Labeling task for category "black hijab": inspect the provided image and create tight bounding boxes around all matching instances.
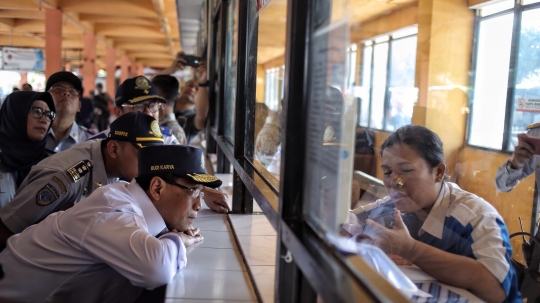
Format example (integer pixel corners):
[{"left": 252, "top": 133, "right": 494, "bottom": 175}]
[{"left": 0, "top": 91, "right": 56, "bottom": 180}]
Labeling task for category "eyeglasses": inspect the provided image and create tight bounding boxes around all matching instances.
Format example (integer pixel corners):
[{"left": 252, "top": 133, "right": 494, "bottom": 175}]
[
  {"left": 121, "top": 101, "right": 162, "bottom": 113},
  {"left": 49, "top": 86, "right": 79, "bottom": 96},
  {"left": 163, "top": 180, "right": 203, "bottom": 199},
  {"left": 30, "top": 107, "right": 56, "bottom": 122}
]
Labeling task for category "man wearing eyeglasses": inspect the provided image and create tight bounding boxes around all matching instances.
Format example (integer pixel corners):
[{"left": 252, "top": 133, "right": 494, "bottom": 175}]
[
  {"left": 89, "top": 76, "right": 180, "bottom": 146},
  {"left": 0, "top": 112, "right": 164, "bottom": 251},
  {"left": 0, "top": 145, "right": 220, "bottom": 302},
  {"left": 45, "top": 71, "right": 94, "bottom": 153}
]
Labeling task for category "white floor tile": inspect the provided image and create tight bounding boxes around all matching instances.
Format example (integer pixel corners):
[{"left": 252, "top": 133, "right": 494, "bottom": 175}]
[
  {"left": 250, "top": 266, "right": 276, "bottom": 303},
  {"left": 237, "top": 235, "right": 277, "bottom": 266},
  {"left": 196, "top": 230, "right": 237, "bottom": 249},
  {"left": 229, "top": 214, "right": 276, "bottom": 236},
  {"left": 185, "top": 247, "right": 245, "bottom": 271},
  {"left": 166, "top": 269, "right": 256, "bottom": 301}
]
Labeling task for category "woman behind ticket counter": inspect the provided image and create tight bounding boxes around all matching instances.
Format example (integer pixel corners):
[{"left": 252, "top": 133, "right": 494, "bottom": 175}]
[{"left": 361, "top": 125, "right": 521, "bottom": 303}]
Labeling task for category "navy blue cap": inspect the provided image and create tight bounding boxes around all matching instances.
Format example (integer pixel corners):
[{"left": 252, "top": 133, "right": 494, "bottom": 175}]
[
  {"left": 115, "top": 76, "right": 166, "bottom": 107},
  {"left": 108, "top": 112, "right": 164, "bottom": 149},
  {"left": 45, "top": 71, "right": 83, "bottom": 95},
  {"left": 138, "top": 145, "right": 222, "bottom": 188}
]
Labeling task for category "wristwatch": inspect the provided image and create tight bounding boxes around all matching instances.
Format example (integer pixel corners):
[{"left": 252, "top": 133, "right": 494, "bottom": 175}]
[{"left": 198, "top": 81, "right": 210, "bottom": 87}]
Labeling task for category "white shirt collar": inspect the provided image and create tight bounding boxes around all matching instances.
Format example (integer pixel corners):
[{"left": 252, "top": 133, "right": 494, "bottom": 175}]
[
  {"left": 127, "top": 179, "right": 167, "bottom": 236},
  {"left": 48, "top": 121, "right": 80, "bottom": 141},
  {"left": 419, "top": 182, "right": 450, "bottom": 239}
]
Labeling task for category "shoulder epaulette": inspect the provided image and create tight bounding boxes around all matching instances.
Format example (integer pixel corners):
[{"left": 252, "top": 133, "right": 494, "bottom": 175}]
[
  {"left": 66, "top": 160, "right": 93, "bottom": 183},
  {"left": 527, "top": 122, "right": 540, "bottom": 130},
  {"left": 160, "top": 126, "right": 173, "bottom": 136}
]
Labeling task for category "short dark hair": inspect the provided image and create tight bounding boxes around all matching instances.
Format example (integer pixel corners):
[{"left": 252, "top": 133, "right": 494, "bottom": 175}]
[
  {"left": 96, "top": 83, "right": 103, "bottom": 88},
  {"left": 152, "top": 75, "right": 179, "bottom": 105},
  {"left": 380, "top": 125, "right": 445, "bottom": 169},
  {"left": 135, "top": 173, "right": 180, "bottom": 190}
]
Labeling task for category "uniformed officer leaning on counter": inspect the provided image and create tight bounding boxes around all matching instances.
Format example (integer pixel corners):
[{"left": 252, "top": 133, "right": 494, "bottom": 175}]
[
  {"left": 89, "top": 75, "right": 231, "bottom": 214},
  {"left": 0, "top": 112, "right": 163, "bottom": 251},
  {"left": 0, "top": 145, "right": 220, "bottom": 302}
]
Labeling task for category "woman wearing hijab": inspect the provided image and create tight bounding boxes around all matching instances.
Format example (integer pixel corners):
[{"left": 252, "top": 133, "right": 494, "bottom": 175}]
[{"left": 0, "top": 91, "right": 56, "bottom": 208}]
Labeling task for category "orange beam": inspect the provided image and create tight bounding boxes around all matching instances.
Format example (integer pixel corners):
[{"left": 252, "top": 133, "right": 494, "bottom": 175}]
[
  {"left": 45, "top": 8, "right": 62, "bottom": 78},
  {"left": 120, "top": 55, "right": 129, "bottom": 83},
  {"left": 106, "top": 46, "right": 116, "bottom": 98},
  {"left": 82, "top": 32, "right": 96, "bottom": 97}
]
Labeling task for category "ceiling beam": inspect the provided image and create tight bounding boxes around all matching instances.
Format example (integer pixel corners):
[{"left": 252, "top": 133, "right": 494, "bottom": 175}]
[
  {"left": 78, "top": 14, "right": 157, "bottom": 26},
  {"left": 0, "top": 0, "right": 40, "bottom": 10},
  {"left": 0, "top": 10, "right": 44, "bottom": 19},
  {"left": 0, "top": 17, "right": 44, "bottom": 43},
  {"left": 152, "top": 0, "right": 174, "bottom": 56},
  {"left": 33, "top": 0, "right": 113, "bottom": 49}
]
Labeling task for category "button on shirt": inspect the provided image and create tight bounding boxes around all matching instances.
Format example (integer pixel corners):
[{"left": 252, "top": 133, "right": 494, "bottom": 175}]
[
  {"left": 46, "top": 121, "right": 92, "bottom": 152},
  {"left": 0, "top": 180, "right": 186, "bottom": 303},
  {"left": 0, "top": 140, "right": 113, "bottom": 234}
]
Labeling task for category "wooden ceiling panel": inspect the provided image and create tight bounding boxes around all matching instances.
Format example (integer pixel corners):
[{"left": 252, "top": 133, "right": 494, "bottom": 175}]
[
  {"left": 59, "top": 0, "right": 156, "bottom": 17},
  {"left": 0, "top": 10, "right": 44, "bottom": 19},
  {"left": 0, "top": 0, "right": 40, "bottom": 11},
  {"left": 114, "top": 42, "right": 168, "bottom": 52},
  {"left": 0, "top": 34, "right": 43, "bottom": 47},
  {"left": 79, "top": 14, "right": 158, "bottom": 26},
  {"left": 95, "top": 23, "right": 164, "bottom": 38}
]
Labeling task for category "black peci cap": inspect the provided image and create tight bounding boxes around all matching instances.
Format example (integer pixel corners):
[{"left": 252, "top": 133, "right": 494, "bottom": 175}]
[
  {"left": 108, "top": 112, "right": 164, "bottom": 149},
  {"left": 138, "top": 145, "right": 222, "bottom": 188},
  {"left": 45, "top": 71, "right": 83, "bottom": 95},
  {"left": 115, "top": 76, "right": 166, "bottom": 107}
]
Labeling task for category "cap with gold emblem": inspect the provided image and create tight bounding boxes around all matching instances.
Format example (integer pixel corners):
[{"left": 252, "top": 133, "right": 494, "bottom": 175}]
[
  {"left": 138, "top": 145, "right": 222, "bottom": 188},
  {"left": 108, "top": 112, "right": 164, "bottom": 149},
  {"left": 115, "top": 76, "right": 167, "bottom": 107}
]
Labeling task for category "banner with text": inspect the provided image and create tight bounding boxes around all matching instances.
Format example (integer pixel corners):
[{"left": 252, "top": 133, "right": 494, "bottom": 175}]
[{"left": 1, "top": 47, "right": 44, "bottom": 71}]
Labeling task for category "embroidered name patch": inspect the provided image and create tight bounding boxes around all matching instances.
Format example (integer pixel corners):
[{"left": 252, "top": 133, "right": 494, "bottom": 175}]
[{"left": 36, "top": 184, "right": 60, "bottom": 206}]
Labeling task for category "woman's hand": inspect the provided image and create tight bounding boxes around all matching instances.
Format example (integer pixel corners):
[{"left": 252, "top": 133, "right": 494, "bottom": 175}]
[{"left": 365, "top": 210, "right": 416, "bottom": 257}]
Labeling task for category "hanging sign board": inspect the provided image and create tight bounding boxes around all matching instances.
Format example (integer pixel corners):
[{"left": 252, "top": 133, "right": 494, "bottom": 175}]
[
  {"left": 1, "top": 47, "right": 44, "bottom": 71},
  {"left": 256, "top": 0, "right": 272, "bottom": 13},
  {"left": 517, "top": 98, "right": 540, "bottom": 113}
]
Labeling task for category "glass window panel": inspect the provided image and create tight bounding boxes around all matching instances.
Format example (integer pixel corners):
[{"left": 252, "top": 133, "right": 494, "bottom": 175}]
[
  {"left": 359, "top": 46, "right": 372, "bottom": 126},
  {"left": 224, "top": 0, "right": 239, "bottom": 142},
  {"left": 304, "top": 0, "right": 354, "bottom": 233},
  {"left": 391, "top": 26, "right": 418, "bottom": 39},
  {"left": 253, "top": 0, "right": 288, "bottom": 181},
  {"left": 370, "top": 42, "right": 388, "bottom": 129},
  {"left": 374, "top": 35, "right": 389, "bottom": 43},
  {"left": 385, "top": 36, "right": 417, "bottom": 131},
  {"left": 509, "top": 8, "right": 540, "bottom": 150},
  {"left": 523, "top": 0, "right": 540, "bottom": 5},
  {"left": 480, "top": 0, "right": 514, "bottom": 16},
  {"left": 469, "top": 13, "right": 513, "bottom": 149}
]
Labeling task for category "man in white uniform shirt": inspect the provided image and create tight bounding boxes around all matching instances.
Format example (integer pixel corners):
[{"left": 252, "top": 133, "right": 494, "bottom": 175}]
[{"left": 0, "top": 145, "right": 222, "bottom": 302}]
